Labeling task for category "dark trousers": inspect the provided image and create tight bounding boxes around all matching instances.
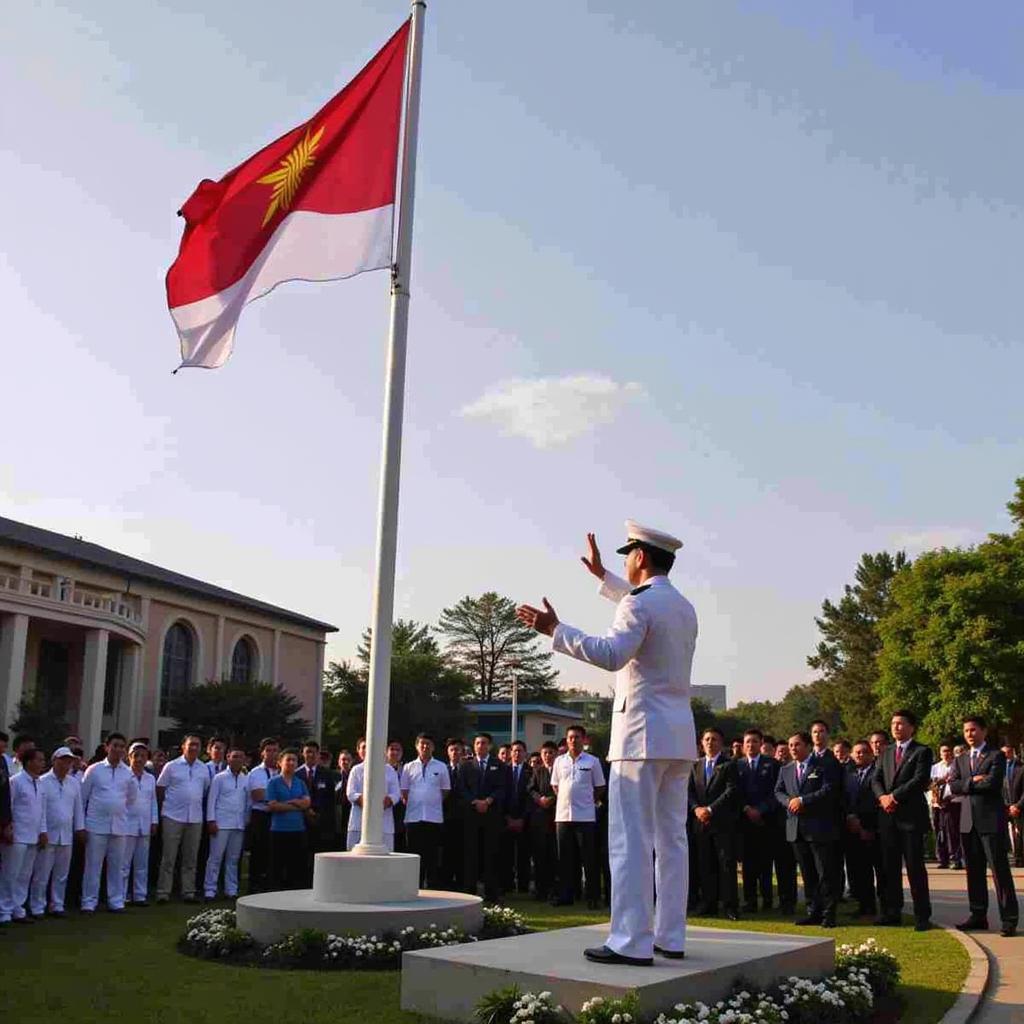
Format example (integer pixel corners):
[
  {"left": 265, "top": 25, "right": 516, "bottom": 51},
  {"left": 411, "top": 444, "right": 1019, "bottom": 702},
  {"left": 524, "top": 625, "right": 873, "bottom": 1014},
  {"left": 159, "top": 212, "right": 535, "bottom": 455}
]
[
  {"left": 932, "top": 804, "right": 962, "bottom": 866},
  {"left": 304, "top": 825, "right": 337, "bottom": 886},
  {"left": 502, "top": 823, "right": 532, "bottom": 894},
  {"left": 793, "top": 837, "right": 839, "bottom": 921},
  {"left": 463, "top": 809, "right": 503, "bottom": 900},
  {"left": 879, "top": 822, "right": 931, "bottom": 922},
  {"left": 269, "top": 830, "right": 307, "bottom": 891},
  {"left": 407, "top": 821, "right": 444, "bottom": 888},
  {"left": 740, "top": 819, "right": 774, "bottom": 909},
  {"left": 531, "top": 817, "right": 557, "bottom": 899},
  {"left": 696, "top": 827, "right": 738, "bottom": 913},
  {"left": 248, "top": 810, "right": 272, "bottom": 894},
  {"left": 442, "top": 815, "right": 464, "bottom": 890},
  {"left": 772, "top": 823, "right": 798, "bottom": 910},
  {"left": 963, "top": 827, "right": 1019, "bottom": 925},
  {"left": 687, "top": 817, "right": 702, "bottom": 910},
  {"left": 845, "top": 832, "right": 883, "bottom": 913},
  {"left": 557, "top": 821, "right": 599, "bottom": 904}
]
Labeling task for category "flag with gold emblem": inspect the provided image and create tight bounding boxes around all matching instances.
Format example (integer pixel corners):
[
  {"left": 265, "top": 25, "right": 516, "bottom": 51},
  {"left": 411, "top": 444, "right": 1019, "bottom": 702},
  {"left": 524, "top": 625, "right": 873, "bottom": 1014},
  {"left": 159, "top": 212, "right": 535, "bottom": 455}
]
[{"left": 166, "top": 22, "right": 410, "bottom": 369}]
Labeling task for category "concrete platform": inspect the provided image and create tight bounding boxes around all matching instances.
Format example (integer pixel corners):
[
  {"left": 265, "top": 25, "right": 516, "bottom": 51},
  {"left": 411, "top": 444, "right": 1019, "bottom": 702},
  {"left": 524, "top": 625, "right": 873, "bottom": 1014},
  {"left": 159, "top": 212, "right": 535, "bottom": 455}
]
[
  {"left": 401, "top": 924, "right": 834, "bottom": 1022},
  {"left": 236, "top": 889, "right": 483, "bottom": 945}
]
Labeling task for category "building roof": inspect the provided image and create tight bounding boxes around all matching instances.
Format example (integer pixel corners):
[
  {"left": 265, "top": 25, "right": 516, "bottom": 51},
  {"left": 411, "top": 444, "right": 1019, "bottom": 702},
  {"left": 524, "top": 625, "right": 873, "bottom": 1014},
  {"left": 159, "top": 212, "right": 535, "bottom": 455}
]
[
  {"left": 466, "top": 702, "right": 583, "bottom": 719},
  {"left": 0, "top": 515, "right": 337, "bottom": 633}
]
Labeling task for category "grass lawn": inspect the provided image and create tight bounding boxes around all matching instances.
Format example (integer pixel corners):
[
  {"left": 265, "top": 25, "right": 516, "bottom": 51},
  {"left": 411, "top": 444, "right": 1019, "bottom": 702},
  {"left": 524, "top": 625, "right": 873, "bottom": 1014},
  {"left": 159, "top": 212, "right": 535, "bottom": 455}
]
[{"left": 2, "top": 897, "right": 967, "bottom": 1024}]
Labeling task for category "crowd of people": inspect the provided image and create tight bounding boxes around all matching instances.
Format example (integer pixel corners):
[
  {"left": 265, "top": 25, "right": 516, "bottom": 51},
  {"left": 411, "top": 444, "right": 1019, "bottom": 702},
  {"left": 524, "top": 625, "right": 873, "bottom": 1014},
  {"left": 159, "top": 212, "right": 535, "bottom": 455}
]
[{"left": 0, "top": 708, "right": 1020, "bottom": 938}]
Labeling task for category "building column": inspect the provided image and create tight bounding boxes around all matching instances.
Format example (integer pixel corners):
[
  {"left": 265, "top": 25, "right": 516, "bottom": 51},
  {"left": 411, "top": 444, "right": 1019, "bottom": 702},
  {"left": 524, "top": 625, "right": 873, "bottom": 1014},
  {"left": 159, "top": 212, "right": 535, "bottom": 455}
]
[
  {"left": 272, "top": 629, "right": 281, "bottom": 684},
  {"left": 215, "top": 615, "right": 225, "bottom": 681},
  {"left": 0, "top": 613, "right": 30, "bottom": 731},
  {"left": 313, "top": 640, "right": 326, "bottom": 743},
  {"left": 80, "top": 628, "right": 109, "bottom": 753},
  {"left": 118, "top": 642, "right": 144, "bottom": 737}
]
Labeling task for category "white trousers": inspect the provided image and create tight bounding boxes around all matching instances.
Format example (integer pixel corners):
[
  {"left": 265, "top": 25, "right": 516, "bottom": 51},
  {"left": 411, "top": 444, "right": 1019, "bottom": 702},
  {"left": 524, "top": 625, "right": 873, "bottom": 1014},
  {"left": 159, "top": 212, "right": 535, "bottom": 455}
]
[
  {"left": 606, "top": 759, "right": 692, "bottom": 960},
  {"left": 83, "top": 832, "right": 126, "bottom": 910},
  {"left": 204, "top": 828, "right": 244, "bottom": 896},
  {"left": 122, "top": 834, "right": 151, "bottom": 903},
  {"left": 0, "top": 842, "right": 38, "bottom": 921},
  {"left": 347, "top": 830, "right": 393, "bottom": 852},
  {"left": 30, "top": 843, "right": 73, "bottom": 914}
]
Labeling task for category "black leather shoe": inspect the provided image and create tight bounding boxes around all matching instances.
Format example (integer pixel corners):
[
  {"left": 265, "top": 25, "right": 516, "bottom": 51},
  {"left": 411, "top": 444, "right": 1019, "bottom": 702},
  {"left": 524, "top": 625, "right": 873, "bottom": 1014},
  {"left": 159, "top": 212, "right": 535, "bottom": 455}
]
[
  {"left": 914, "top": 920, "right": 933, "bottom": 932},
  {"left": 654, "top": 945, "right": 686, "bottom": 959},
  {"left": 796, "top": 915, "right": 823, "bottom": 926},
  {"left": 725, "top": 910, "right": 740, "bottom": 921},
  {"left": 1001, "top": 923, "right": 1017, "bottom": 937},
  {"left": 956, "top": 918, "right": 989, "bottom": 932},
  {"left": 821, "top": 918, "right": 837, "bottom": 928},
  {"left": 583, "top": 945, "right": 653, "bottom": 966},
  {"left": 874, "top": 915, "right": 901, "bottom": 926}
]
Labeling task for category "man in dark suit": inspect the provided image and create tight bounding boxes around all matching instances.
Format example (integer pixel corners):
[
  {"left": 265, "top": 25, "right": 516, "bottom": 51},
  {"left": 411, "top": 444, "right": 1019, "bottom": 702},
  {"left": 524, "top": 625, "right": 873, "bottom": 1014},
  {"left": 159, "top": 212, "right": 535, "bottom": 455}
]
[
  {"left": 775, "top": 730, "right": 841, "bottom": 927},
  {"left": 458, "top": 732, "right": 507, "bottom": 901},
  {"left": 297, "top": 740, "right": 339, "bottom": 884},
  {"left": 1002, "top": 744, "right": 1024, "bottom": 867},
  {"left": 844, "top": 739, "right": 883, "bottom": 917},
  {"left": 503, "top": 740, "right": 533, "bottom": 895},
  {"left": 949, "top": 716, "right": 1019, "bottom": 937},
  {"left": 527, "top": 741, "right": 558, "bottom": 901},
  {"left": 690, "top": 726, "right": 740, "bottom": 919},
  {"left": 871, "top": 709, "right": 933, "bottom": 930},
  {"left": 441, "top": 739, "right": 466, "bottom": 889},
  {"left": 0, "top": 730, "right": 11, "bottom": 841},
  {"left": 737, "top": 727, "right": 779, "bottom": 913},
  {"left": 334, "top": 749, "right": 353, "bottom": 841}
]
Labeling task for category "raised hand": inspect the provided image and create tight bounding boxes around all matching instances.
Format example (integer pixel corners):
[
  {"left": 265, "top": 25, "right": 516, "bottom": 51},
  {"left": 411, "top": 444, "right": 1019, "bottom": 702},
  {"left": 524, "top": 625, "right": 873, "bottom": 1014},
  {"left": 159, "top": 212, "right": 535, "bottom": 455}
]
[
  {"left": 516, "top": 597, "right": 560, "bottom": 636},
  {"left": 581, "top": 532, "right": 605, "bottom": 580}
]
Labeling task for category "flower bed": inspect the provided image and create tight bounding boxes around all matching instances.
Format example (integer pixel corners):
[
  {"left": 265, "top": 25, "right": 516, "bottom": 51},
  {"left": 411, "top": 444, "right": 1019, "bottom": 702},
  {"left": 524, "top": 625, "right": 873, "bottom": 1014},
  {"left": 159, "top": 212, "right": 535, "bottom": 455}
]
[
  {"left": 178, "top": 904, "right": 528, "bottom": 970},
  {"left": 474, "top": 940, "right": 900, "bottom": 1024}
]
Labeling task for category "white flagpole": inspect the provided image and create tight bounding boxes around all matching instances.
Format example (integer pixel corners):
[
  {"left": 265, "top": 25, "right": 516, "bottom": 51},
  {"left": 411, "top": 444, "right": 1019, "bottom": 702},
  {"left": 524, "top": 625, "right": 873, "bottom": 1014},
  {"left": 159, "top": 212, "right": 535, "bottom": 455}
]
[{"left": 353, "top": 0, "right": 427, "bottom": 856}]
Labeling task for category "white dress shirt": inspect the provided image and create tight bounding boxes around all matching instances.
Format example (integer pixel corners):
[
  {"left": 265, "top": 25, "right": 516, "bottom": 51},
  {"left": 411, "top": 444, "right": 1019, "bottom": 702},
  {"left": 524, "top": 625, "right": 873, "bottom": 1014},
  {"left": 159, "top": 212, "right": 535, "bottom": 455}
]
[
  {"left": 81, "top": 759, "right": 136, "bottom": 835},
  {"left": 551, "top": 751, "right": 606, "bottom": 822},
  {"left": 156, "top": 756, "right": 210, "bottom": 824},
  {"left": 208, "top": 768, "right": 250, "bottom": 829},
  {"left": 401, "top": 757, "right": 451, "bottom": 824},
  {"left": 346, "top": 762, "right": 401, "bottom": 835},
  {"left": 39, "top": 770, "right": 84, "bottom": 844},
  {"left": 10, "top": 771, "right": 47, "bottom": 843},
  {"left": 124, "top": 769, "right": 159, "bottom": 835},
  {"left": 553, "top": 572, "right": 698, "bottom": 762},
  {"left": 247, "top": 764, "right": 278, "bottom": 812}
]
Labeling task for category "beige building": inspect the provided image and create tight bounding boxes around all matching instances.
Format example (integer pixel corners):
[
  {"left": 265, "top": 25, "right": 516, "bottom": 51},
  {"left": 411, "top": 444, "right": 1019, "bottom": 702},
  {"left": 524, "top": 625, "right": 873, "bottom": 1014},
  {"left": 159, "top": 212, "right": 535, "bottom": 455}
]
[{"left": 0, "top": 516, "right": 336, "bottom": 753}]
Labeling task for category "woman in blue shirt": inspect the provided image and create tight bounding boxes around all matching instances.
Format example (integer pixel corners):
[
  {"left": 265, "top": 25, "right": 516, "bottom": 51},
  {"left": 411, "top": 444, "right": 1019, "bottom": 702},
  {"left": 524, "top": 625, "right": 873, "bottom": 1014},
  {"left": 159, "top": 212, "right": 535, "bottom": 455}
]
[{"left": 265, "top": 750, "right": 311, "bottom": 891}]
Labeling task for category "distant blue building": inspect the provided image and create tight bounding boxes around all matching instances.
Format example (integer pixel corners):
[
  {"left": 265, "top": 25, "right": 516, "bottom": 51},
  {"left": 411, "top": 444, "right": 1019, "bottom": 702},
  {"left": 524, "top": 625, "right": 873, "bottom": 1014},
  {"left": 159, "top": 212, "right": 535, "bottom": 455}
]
[{"left": 465, "top": 702, "right": 584, "bottom": 749}]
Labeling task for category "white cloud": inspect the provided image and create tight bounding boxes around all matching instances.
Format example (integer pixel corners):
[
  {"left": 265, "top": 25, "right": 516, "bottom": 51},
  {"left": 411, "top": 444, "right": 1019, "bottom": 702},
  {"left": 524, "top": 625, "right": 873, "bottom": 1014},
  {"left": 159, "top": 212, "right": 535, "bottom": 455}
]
[
  {"left": 460, "top": 375, "right": 646, "bottom": 449},
  {"left": 891, "top": 527, "right": 982, "bottom": 554}
]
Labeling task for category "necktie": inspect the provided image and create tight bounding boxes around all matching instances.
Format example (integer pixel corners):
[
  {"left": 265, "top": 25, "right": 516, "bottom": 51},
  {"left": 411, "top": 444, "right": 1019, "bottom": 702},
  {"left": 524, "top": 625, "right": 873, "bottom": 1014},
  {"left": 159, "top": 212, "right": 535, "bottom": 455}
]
[
  {"left": 797, "top": 761, "right": 805, "bottom": 785},
  {"left": 705, "top": 758, "right": 713, "bottom": 783},
  {"left": 971, "top": 750, "right": 979, "bottom": 772},
  {"left": 895, "top": 745, "right": 903, "bottom": 768},
  {"left": 514, "top": 766, "right": 520, "bottom": 786}
]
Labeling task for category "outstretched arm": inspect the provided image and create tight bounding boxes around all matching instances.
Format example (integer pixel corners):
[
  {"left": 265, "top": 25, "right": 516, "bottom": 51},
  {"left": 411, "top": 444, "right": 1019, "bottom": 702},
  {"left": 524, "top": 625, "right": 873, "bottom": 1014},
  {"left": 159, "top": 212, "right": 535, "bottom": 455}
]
[
  {"left": 581, "top": 532, "right": 629, "bottom": 602},
  {"left": 550, "top": 596, "right": 648, "bottom": 673}
]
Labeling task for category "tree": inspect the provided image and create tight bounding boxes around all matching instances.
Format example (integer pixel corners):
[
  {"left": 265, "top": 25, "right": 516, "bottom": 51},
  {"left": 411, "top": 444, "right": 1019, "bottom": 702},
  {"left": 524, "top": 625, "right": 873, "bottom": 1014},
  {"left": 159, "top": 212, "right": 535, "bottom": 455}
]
[
  {"left": 322, "top": 620, "right": 475, "bottom": 753},
  {"left": 807, "top": 551, "right": 908, "bottom": 739},
  {"left": 168, "top": 679, "right": 310, "bottom": 755},
  {"left": 437, "top": 592, "right": 559, "bottom": 702},
  {"left": 8, "top": 691, "right": 71, "bottom": 757}
]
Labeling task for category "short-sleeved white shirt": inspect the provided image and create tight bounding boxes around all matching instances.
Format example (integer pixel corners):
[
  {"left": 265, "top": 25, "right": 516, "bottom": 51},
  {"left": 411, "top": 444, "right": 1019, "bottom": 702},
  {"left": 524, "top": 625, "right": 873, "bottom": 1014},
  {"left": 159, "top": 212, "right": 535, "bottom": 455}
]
[
  {"left": 551, "top": 752, "right": 606, "bottom": 823},
  {"left": 401, "top": 757, "right": 451, "bottom": 824},
  {"left": 156, "top": 756, "right": 210, "bottom": 824},
  {"left": 247, "top": 764, "right": 278, "bottom": 812}
]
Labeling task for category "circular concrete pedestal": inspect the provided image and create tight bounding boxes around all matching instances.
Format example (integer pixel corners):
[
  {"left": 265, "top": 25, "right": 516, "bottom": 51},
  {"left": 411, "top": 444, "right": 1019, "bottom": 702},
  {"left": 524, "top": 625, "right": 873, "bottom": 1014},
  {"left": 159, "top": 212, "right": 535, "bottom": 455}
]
[{"left": 235, "top": 851, "right": 482, "bottom": 944}]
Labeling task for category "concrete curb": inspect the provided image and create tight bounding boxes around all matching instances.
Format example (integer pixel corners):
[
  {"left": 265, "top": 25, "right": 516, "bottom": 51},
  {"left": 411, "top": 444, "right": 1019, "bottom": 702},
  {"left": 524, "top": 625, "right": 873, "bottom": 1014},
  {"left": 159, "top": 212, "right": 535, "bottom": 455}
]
[{"left": 936, "top": 926, "right": 991, "bottom": 1024}]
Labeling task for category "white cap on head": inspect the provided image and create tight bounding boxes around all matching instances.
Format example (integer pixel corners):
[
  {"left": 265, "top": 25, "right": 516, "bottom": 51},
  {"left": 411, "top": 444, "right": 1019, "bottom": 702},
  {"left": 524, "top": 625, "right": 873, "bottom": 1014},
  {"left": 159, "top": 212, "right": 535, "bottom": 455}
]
[
  {"left": 128, "top": 741, "right": 150, "bottom": 755},
  {"left": 616, "top": 519, "right": 683, "bottom": 555},
  {"left": 52, "top": 746, "right": 74, "bottom": 759}
]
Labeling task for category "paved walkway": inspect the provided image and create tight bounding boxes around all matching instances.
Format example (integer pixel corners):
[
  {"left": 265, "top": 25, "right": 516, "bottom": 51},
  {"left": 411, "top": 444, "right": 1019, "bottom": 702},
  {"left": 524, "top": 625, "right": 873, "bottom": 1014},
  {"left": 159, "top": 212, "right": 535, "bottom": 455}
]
[{"left": 920, "top": 864, "right": 1024, "bottom": 1024}]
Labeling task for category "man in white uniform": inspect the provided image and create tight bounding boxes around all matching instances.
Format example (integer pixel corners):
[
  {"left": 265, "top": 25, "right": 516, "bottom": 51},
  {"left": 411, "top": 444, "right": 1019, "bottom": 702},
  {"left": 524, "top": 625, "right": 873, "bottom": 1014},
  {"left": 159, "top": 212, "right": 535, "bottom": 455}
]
[
  {"left": 123, "top": 741, "right": 159, "bottom": 905},
  {"left": 30, "top": 746, "right": 84, "bottom": 917},
  {"left": 518, "top": 523, "right": 697, "bottom": 965},
  {"left": 346, "top": 738, "right": 402, "bottom": 852},
  {"left": 204, "top": 746, "right": 249, "bottom": 899},
  {"left": 1, "top": 746, "right": 47, "bottom": 923}
]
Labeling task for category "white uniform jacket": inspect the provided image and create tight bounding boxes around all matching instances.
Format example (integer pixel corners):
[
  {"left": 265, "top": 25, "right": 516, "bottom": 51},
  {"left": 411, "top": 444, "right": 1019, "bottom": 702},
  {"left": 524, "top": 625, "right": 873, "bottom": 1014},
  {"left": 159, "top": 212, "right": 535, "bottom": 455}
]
[
  {"left": 553, "top": 571, "right": 697, "bottom": 762},
  {"left": 81, "top": 759, "right": 137, "bottom": 835},
  {"left": 125, "top": 770, "right": 159, "bottom": 836},
  {"left": 346, "top": 762, "right": 401, "bottom": 836},
  {"left": 10, "top": 771, "right": 47, "bottom": 843},
  {"left": 39, "top": 771, "right": 84, "bottom": 844},
  {"left": 207, "top": 769, "right": 250, "bottom": 830}
]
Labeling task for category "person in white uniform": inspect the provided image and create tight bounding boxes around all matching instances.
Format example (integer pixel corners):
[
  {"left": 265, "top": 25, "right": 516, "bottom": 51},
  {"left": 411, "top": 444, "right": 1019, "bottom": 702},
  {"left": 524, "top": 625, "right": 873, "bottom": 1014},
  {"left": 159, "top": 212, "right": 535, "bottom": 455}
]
[
  {"left": 1, "top": 746, "right": 47, "bottom": 923},
  {"left": 30, "top": 746, "right": 84, "bottom": 917},
  {"left": 204, "top": 746, "right": 249, "bottom": 899},
  {"left": 80, "top": 732, "right": 136, "bottom": 912},
  {"left": 518, "top": 522, "right": 697, "bottom": 965},
  {"left": 156, "top": 734, "right": 210, "bottom": 903},
  {"left": 346, "top": 739, "right": 402, "bottom": 852},
  {"left": 123, "top": 741, "right": 159, "bottom": 905}
]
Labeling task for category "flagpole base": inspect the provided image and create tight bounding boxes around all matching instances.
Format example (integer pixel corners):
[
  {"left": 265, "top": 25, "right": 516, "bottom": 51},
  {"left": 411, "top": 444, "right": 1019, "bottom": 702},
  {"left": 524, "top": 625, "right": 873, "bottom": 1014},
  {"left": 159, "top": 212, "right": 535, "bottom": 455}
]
[{"left": 313, "top": 850, "right": 420, "bottom": 903}]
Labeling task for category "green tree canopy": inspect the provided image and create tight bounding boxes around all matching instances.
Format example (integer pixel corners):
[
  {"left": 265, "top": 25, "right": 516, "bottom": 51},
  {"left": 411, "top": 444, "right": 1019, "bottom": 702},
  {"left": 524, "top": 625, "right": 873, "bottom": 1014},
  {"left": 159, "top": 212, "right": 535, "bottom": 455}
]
[{"left": 437, "top": 592, "right": 559, "bottom": 702}]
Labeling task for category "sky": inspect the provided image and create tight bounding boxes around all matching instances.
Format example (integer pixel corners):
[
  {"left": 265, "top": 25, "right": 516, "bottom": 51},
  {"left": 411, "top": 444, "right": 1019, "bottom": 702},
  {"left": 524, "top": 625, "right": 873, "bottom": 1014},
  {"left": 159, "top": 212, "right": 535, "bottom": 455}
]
[{"left": 2, "top": 1, "right": 1022, "bottom": 704}]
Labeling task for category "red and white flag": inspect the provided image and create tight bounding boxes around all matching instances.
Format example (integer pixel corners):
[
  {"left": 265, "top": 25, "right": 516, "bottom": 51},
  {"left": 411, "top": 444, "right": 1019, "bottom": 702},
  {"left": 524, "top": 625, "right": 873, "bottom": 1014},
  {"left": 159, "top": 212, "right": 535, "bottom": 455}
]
[{"left": 166, "top": 22, "right": 410, "bottom": 369}]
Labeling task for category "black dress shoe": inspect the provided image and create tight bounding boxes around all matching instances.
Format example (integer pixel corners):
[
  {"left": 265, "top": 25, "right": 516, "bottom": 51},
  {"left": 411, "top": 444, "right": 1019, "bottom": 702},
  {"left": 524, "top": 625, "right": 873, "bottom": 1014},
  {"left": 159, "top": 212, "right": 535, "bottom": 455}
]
[
  {"left": 915, "top": 920, "right": 934, "bottom": 932},
  {"left": 583, "top": 945, "right": 653, "bottom": 966},
  {"left": 796, "top": 915, "right": 823, "bottom": 926},
  {"left": 725, "top": 910, "right": 740, "bottom": 921},
  {"left": 874, "top": 915, "right": 901, "bottom": 926},
  {"left": 654, "top": 945, "right": 686, "bottom": 959},
  {"left": 1001, "top": 923, "right": 1017, "bottom": 937},
  {"left": 956, "top": 918, "right": 989, "bottom": 932}
]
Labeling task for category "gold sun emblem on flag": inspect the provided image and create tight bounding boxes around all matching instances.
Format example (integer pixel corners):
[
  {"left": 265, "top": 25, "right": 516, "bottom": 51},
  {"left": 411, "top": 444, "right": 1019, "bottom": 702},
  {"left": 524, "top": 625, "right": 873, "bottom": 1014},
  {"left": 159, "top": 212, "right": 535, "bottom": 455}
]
[{"left": 257, "top": 125, "right": 325, "bottom": 227}]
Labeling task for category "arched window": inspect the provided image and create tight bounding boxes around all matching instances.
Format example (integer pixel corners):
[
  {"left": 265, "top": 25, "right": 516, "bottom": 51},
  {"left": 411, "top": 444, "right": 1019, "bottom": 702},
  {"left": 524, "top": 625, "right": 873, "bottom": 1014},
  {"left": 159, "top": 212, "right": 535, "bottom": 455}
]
[
  {"left": 231, "top": 636, "right": 256, "bottom": 684},
  {"left": 160, "top": 622, "right": 194, "bottom": 715}
]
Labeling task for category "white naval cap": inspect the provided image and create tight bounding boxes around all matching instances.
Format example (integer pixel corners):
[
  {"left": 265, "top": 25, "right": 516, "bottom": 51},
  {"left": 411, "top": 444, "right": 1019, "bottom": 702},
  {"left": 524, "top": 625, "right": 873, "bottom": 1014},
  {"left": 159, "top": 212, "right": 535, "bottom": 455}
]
[
  {"left": 615, "top": 519, "right": 683, "bottom": 555},
  {"left": 52, "top": 746, "right": 74, "bottom": 759}
]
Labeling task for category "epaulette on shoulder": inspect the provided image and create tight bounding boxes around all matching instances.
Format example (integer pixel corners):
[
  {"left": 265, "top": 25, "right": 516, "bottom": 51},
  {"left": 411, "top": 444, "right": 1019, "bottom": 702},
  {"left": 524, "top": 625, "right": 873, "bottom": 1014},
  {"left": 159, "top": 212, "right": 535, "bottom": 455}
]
[{"left": 630, "top": 584, "right": 651, "bottom": 596}]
